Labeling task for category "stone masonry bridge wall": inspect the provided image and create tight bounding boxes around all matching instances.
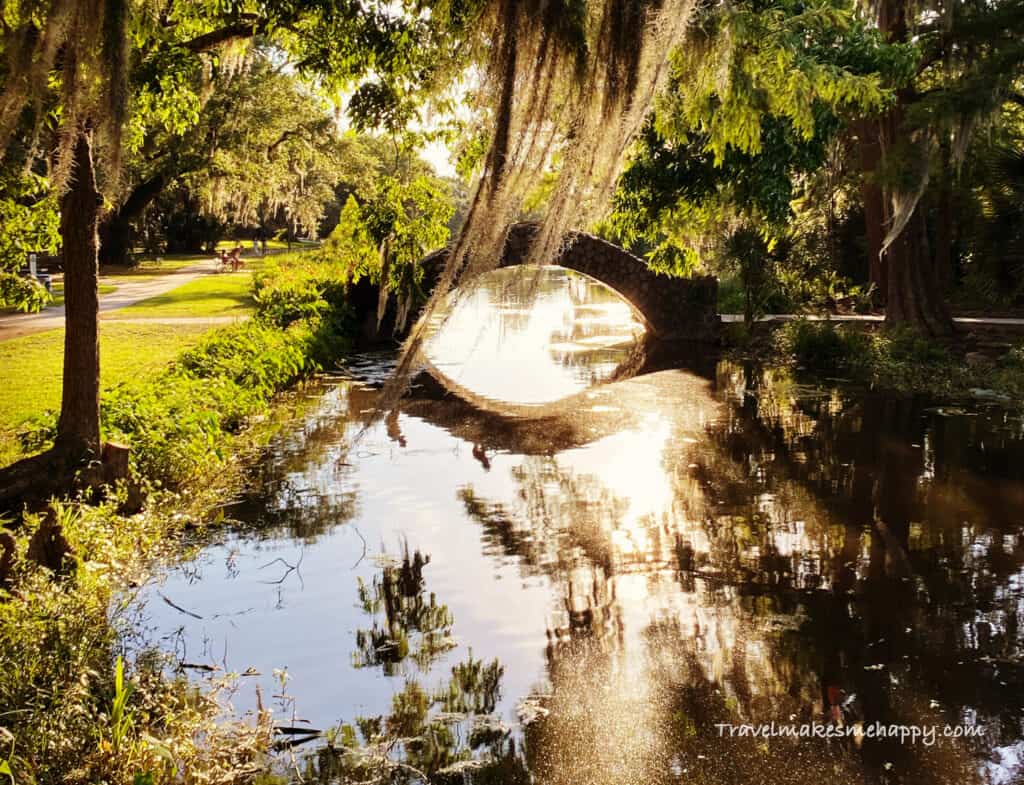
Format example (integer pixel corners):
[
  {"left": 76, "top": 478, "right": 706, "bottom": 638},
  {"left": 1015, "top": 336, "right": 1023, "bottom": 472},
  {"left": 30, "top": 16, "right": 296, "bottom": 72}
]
[{"left": 418, "top": 222, "right": 719, "bottom": 342}]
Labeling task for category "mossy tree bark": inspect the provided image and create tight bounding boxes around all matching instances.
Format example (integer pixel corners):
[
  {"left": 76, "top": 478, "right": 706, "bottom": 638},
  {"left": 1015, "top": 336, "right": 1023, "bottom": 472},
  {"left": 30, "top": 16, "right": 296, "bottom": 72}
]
[
  {"left": 55, "top": 132, "right": 102, "bottom": 460},
  {"left": 875, "top": 0, "right": 954, "bottom": 337},
  {"left": 857, "top": 119, "right": 887, "bottom": 301},
  {"left": 884, "top": 207, "right": 954, "bottom": 336}
]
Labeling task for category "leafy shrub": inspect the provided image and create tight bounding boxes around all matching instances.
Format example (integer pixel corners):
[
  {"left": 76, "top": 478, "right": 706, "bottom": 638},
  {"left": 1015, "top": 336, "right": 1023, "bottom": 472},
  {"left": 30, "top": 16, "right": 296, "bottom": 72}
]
[
  {"left": 20, "top": 274, "right": 355, "bottom": 486},
  {"left": 772, "top": 320, "right": 1008, "bottom": 398},
  {"left": 777, "top": 319, "right": 873, "bottom": 375},
  {"left": 102, "top": 314, "right": 351, "bottom": 485},
  {"left": 252, "top": 253, "right": 350, "bottom": 327}
]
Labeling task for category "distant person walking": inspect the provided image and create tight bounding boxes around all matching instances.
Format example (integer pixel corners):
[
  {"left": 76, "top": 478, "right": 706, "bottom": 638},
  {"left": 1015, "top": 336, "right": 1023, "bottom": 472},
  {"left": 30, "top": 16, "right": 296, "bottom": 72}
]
[{"left": 252, "top": 237, "right": 259, "bottom": 256}]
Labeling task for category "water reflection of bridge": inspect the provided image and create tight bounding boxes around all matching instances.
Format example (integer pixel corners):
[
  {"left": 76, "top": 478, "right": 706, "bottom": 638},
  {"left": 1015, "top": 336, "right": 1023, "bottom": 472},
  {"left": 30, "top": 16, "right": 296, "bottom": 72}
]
[
  {"left": 243, "top": 349, "right": 1024, "bottom": 784},
  {"left": 399, "top": 335, "right": 718, "bottom": 456},
  {"left": 398, "top": 359, "right": 1024, "bottom": 785}
]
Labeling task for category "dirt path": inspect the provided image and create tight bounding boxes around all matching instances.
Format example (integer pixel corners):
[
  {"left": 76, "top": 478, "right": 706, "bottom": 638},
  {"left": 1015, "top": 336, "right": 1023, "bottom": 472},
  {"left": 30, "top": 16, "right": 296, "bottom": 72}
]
[{"left": 0, "top": 259, "right": 219, "bottom": 341}]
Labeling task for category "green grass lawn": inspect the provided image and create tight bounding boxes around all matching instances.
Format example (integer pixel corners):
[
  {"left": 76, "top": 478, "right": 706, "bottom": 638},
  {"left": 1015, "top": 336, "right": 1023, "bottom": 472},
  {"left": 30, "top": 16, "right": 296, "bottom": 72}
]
[
  {"left": 99, "top": 254, "right": 211, "bottom": 279},
  {"left": 0, "top": 322, "right": 216, "bottom": 466},
  {"left": 215, "top": 238, "right": 318, "bottom": 251},
  {"left": 105, "top": 270, "right": 257, "bottom": 319}
]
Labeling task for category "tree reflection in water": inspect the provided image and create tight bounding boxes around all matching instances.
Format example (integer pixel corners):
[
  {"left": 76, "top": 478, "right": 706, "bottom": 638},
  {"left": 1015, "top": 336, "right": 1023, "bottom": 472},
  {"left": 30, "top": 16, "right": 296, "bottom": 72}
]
[
  {"left": 197, "top": 350, "right": 1024, "bottom": 784},
  {"left": 352, "top": 547, "right": 455, "bottom": 674},
  {"left": 298, "top": 547, "right": 528, "bottom": 784},
  {"left": 437, "top": 360, "right": 1024, "bottom": 785}
]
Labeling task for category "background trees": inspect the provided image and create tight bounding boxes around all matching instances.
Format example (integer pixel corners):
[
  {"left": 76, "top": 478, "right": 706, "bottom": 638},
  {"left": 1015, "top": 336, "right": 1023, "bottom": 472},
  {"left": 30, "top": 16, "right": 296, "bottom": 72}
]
[
  {"left": 0, "top": 0, "right": 469, "bottom": 473},
  {"left": 603, "top": 0, "right": 1024, "bottom": 334},
  {"left": 604, "top": 0, "right": 891, "bottom": 324}
]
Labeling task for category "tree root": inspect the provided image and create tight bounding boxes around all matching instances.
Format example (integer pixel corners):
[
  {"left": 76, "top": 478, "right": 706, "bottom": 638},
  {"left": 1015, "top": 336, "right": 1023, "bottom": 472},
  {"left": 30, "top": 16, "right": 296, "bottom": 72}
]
[{"left": 0, "top": 442, "right": 141, "bottom": 521}]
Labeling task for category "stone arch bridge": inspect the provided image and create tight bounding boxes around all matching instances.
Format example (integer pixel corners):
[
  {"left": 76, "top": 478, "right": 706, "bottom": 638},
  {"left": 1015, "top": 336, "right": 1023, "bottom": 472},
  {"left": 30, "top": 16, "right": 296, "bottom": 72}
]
[{"left": 411, "top": 222, "right": 719, "bottom": 342}]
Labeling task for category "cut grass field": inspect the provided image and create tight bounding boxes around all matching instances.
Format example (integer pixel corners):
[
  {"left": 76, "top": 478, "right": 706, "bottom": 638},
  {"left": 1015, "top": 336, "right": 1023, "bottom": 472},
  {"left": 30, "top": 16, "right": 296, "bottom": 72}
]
[
  {"left": 104, "top": 269, "right": 257, "bottom": 319},
  {"left": 100, "top": 254, "right": 210, "bottom": 278},
  {"left": 0, "top": 321, "right": 215, "bottom": 465}
]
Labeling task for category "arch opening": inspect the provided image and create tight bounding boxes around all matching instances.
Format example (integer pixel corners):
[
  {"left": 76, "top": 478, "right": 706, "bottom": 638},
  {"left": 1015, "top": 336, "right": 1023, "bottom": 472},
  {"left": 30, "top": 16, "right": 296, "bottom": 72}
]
[{"left": 421, "top": 265, "right": 645, "bottom": 406}]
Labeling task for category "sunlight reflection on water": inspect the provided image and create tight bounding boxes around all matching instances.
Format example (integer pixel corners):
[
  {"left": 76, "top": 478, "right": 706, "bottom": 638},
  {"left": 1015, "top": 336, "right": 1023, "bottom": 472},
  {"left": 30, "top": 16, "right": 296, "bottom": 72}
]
[
  {"left": 136, "top": 266, "right": 1024, "bottom": 785},
  {"left": 422, "top": 266, "right": 644, "bottom": 404}
]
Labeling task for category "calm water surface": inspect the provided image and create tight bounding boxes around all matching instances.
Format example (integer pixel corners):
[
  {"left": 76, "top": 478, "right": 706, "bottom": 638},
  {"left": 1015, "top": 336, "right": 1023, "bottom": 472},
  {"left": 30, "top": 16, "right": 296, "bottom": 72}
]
[{"left": 141, "top": 267, "right": 1024, "bottom": 784}]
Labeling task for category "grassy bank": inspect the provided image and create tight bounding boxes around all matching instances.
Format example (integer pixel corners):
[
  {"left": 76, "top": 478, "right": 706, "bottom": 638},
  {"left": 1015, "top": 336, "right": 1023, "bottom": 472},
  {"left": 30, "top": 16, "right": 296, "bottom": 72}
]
[
  {"left": 107, "top": 271, "right": 257, "bottom": 320},
  {"left": 0, "top": 323, "right": 217, "bottom": 466},
  {"left": 0, "top": 253, "right": 355, "bottom": 784},
  {"left": 748, "top": 319, "right": 1024, "bottom": 402}
]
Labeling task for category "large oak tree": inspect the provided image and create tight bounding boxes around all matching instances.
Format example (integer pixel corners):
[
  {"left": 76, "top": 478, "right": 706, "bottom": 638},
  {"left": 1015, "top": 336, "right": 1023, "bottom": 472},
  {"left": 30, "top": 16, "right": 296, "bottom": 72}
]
[{"left": 0, "top": 0, "right": 474, "bottom": 494}]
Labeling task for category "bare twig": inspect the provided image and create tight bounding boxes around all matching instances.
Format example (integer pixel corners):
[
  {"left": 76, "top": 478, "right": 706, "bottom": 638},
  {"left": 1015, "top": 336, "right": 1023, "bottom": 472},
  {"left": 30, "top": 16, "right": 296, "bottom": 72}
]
[
  {"left": 351, "top": 524, "right": 368, "bottom": 568},
  {"left": 258, "top": 552, "right": 305, "bottom": 587},
  {"left": 159, "top": 591, "right": 203, "bottom": 619}
]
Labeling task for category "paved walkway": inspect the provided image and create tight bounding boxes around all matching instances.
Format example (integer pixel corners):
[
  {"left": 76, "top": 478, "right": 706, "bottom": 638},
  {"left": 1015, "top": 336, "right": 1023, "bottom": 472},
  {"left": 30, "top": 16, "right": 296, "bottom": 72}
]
[
  {"left": 0, "top": 259, "right": 219, "bottom": 341},
  {"left": 6, "top": 269, "right": 1024, "bottom": 342},
  {"left": 720, "top": 313, "right": 1024, "bottom": 327}
]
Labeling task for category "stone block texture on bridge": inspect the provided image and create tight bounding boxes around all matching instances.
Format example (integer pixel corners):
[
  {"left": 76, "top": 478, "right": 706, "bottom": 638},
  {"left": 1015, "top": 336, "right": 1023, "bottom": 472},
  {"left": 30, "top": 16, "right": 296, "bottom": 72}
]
[{"left": 423, "top": 222, "right": 719, "bottom": 342}]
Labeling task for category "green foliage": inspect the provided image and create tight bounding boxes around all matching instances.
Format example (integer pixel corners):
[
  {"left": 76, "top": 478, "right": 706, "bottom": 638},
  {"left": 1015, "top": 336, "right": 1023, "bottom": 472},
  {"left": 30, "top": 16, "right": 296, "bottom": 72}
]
[
  {"left": 660, "top": 0, "right": 893, "bottom": 164},
  {"left": 179, "top": 51, "right": 361, "bottom": 240},
  {"left": 726, "top": 226, "right": 783, "bottom": 325},
  {"left": 961, "top": 142, "right": 1024, "bottom": 304},
  {"left": 363, "top": 175, "right": 453, "bottom": 281},
  {"left": 253, "top": 251, "right": 357, "bottom": 327},
  {"left": 315, "top": 196, "right": 380, "bottom": 284},
  {"left": 107, "top": 318, "right": 348, "bottom": 486},
  {"left": 777, "top": 319, "right": 875, "bottom": 375},
  {"left": 313, "top": 176, "right": 453, "bottom": 323},
  {"left": 0, "top": 274, "right": 50, "bottom": 314},
  {"left": 781, "top": 320, "right": 958, "bottom": 379},
  {"left": 606, "top": 113, "right": 836, "bottom": 272},
  {"left": 0, "top": 543, "right": 117, "bottom": 781},
  {"left": 110, "top": 656, "right": 135, "bottom": 755},
  {"left": 21, "top": 276, "right": 354, "bottom": 487},
  {"left": 774, "top": 320, "right": 1024, "bottom": 400},
  {"left": 0, "top": 170, "right": 58, "bottom": 312},
  {"left": 605, "top": 0, "right": 901, "bottom": 320}
]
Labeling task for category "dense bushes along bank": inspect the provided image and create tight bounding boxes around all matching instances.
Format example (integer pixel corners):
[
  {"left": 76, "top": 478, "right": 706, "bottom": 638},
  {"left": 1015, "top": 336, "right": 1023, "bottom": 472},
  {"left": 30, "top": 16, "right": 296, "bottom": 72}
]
[
  {"left": 1, "top": 255, "right": 356, "bottom": 784},
  {"left": 20, "top": 254, "right": 355, "bottom": 489},
  {"left": 756, "top": 319, "right": 1024, "bottom": 402}
]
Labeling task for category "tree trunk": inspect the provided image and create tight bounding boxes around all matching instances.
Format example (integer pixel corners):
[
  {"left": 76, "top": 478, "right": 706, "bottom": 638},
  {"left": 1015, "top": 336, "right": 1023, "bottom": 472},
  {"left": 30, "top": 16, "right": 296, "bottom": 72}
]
[
  {"left": 55, "top": 133, "right": 102, "bottom": 460},
  {"left": 876, "top": 0, "right": 953, "bottom": 336},
  {"left": 934, "top": 138, "right": 956, "bottom": 293},
  {"left": 98, "top": 170, "right": 171, "bottom": 265},
  {"left": 885, "top": 206, "right": 953, "bottom": 336},
  {"left": 857, "top": 119, "right": 887, "bottom": 301}
]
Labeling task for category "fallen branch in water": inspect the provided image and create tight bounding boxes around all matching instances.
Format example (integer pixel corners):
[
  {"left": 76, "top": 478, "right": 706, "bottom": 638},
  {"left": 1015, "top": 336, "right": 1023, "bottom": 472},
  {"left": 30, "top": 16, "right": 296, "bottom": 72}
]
[
  {"left": 258, "top": 552, "right": 304, "bottom": 587},
  {"left": 159, "top": 591, "right": 203, "bottom": 619}
]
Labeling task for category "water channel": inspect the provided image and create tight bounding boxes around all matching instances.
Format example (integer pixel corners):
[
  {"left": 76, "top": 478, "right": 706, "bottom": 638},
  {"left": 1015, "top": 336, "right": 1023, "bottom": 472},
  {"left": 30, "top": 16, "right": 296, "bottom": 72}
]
[{"left": 140, "top": 266, "right": 1024, "bottom": 785}]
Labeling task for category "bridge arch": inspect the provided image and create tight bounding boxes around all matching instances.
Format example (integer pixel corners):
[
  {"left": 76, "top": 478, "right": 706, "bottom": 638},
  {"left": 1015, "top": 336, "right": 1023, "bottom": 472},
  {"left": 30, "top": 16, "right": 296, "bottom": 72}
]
[{"left": 419, "top": 223, "right": 719, "bottom": 341}]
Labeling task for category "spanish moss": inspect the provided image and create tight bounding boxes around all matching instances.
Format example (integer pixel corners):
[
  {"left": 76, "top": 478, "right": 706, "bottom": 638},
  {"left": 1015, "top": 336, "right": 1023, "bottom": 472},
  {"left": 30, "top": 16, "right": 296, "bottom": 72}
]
[{"left": 383, "top": 0, "right": 697, "bottom": 407}]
